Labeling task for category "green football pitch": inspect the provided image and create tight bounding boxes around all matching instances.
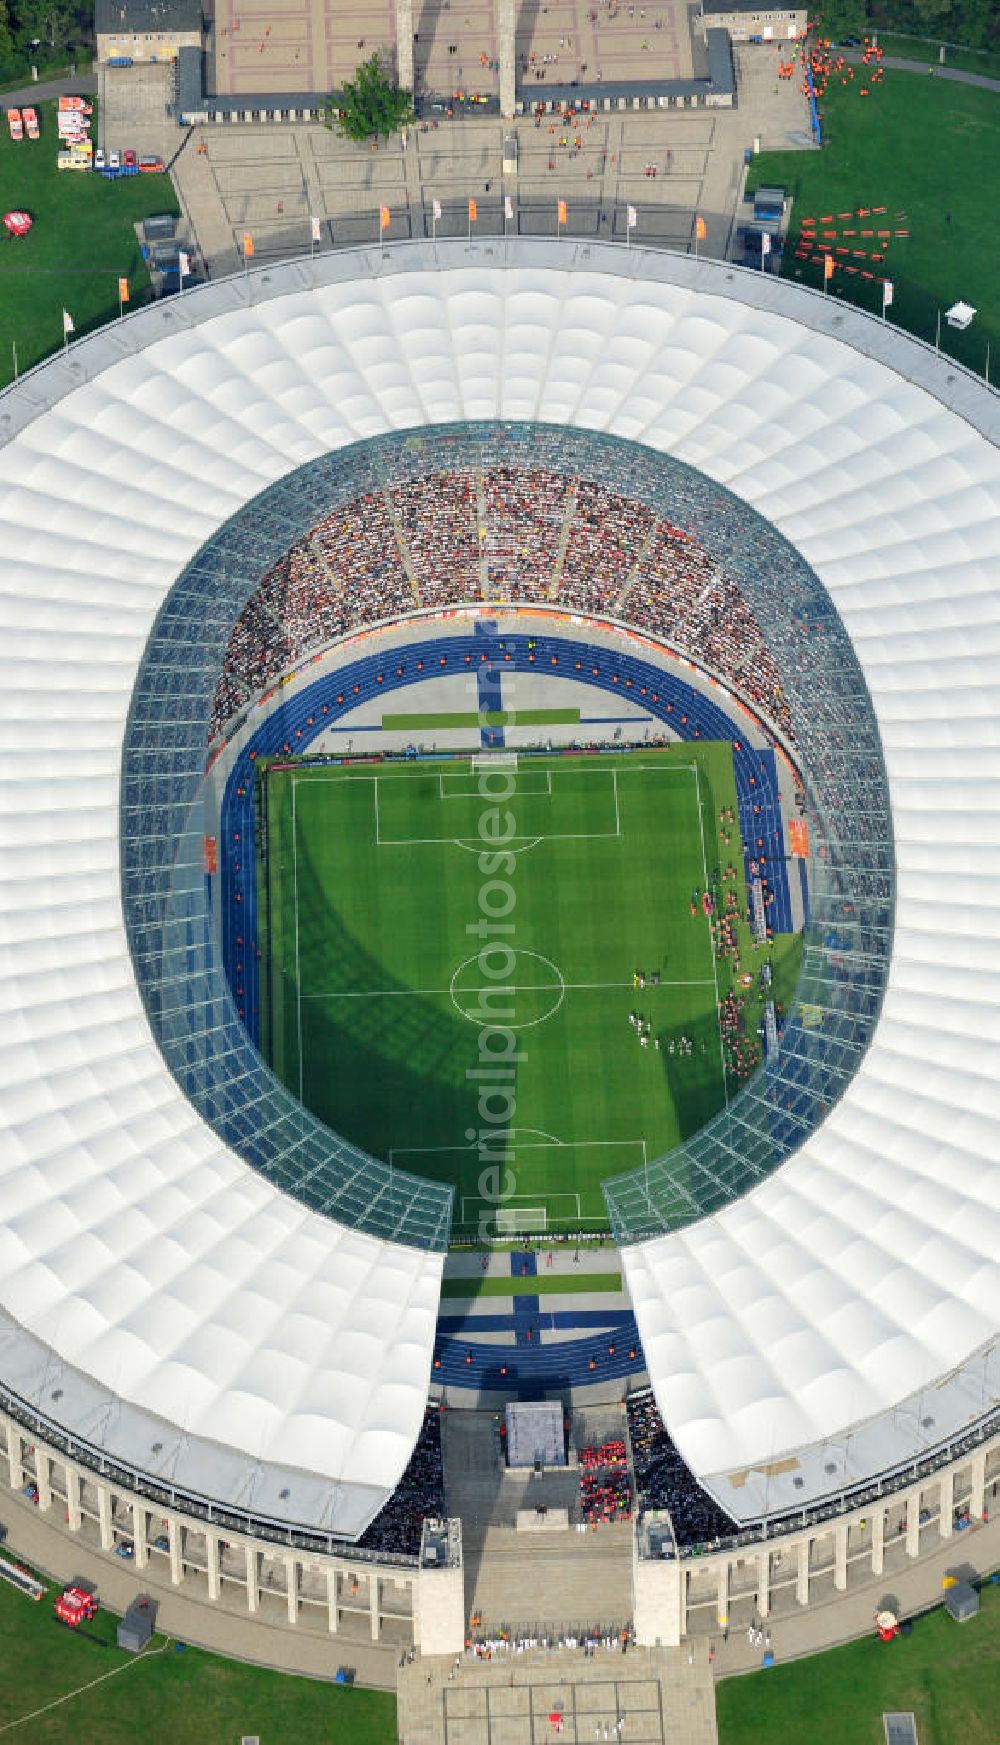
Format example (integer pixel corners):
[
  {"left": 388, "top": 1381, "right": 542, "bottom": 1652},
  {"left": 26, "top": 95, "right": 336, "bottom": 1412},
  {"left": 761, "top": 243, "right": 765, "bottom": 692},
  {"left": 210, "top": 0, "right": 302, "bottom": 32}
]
[{"left": 258, "top": 746, "right": 768, "bottom": 1233}]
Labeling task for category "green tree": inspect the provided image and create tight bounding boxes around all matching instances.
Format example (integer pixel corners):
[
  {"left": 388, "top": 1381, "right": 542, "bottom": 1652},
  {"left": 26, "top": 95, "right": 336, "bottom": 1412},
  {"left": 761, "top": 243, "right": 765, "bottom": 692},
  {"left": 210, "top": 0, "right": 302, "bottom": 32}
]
[
  {"left": 819, "top": 0, "right": 867, "bottom": 37},
  {"left": 0, "top": 0, "right": 14, "bottom": 65},
  {"left": 326, "top": 53, "right": 414, "bottom": 144},
  {"left": 10, "top": 0, "right": 87, "bottom": 55}
]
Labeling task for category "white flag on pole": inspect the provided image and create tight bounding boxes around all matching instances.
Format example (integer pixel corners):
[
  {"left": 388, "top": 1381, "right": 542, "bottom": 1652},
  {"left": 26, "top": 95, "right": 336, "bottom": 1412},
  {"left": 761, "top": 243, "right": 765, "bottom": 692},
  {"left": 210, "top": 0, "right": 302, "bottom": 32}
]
[
  {"left": 432, "top": 198, "right": 442, "bottom": 221},
  {"left": 62, "top": 309, "right": 74, "bottom": 335},
  {"left": 504, "top": 195, "right": 513, "bottom": 220},
  {"left": 761, "top": 231, "right": 771, "bottom": 256},
  {"left": 310, "top": 215, "right": 321, "bottom": 243},
  {"left": 178, "top": 250, "right": 191, "bottom": 278},
  {"left": 627, "top": 204, "right": 637, "bottom": 229},
  {"left": 883, "top": 279, "right": 894, "bottom": 306}
]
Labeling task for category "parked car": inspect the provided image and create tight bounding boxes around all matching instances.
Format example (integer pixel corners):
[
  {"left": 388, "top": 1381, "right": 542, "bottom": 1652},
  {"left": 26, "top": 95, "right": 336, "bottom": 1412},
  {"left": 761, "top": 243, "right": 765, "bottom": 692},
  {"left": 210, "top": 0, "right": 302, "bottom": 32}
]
[
  {"left": 123, "top": 147, "right": 137, "bottom": 167},
  {"left": 58, "top": 95, "right": 92, "bottom": 112},
  {"left": 152, "top": 1533, "right": 169, "bottom": 1552},
  {"left": 114, "top": 1541, "right": 135, "bottom": 1560},
  {"left": 108, "top": 148, "right": 120, "bottom": 169},
  {"left": 138, "top": 154, "right": 165, "bottom": 173},
  {"left": 57, "top": 152, "right": 90, "bottom": 171},
  {"left": 21, "top": 1483, "right": 38, "bottom": 1504},
  {"left": 22, "top": 107, "right": 39, "bottom": 140},
  {"left": 94, "top": 147, "right": 106, "bottom": 170},
  {"left": 6, "top": 108, "right": 23, "bottom": 141}
]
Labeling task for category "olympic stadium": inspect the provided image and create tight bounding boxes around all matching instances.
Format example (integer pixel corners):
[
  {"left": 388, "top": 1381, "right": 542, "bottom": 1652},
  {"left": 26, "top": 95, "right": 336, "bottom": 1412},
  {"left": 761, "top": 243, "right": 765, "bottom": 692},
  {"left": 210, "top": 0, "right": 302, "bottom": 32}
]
[{"left": 1, "top": 240, "right": 999, "bottom": 1670}]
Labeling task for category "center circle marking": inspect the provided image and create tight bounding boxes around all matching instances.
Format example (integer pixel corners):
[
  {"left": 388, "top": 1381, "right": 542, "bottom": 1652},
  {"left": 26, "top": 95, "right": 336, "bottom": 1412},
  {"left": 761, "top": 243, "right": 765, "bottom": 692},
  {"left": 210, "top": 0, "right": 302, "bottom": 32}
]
[{"left": 449, "top": 949, "right": 567, "bottom": 1031}]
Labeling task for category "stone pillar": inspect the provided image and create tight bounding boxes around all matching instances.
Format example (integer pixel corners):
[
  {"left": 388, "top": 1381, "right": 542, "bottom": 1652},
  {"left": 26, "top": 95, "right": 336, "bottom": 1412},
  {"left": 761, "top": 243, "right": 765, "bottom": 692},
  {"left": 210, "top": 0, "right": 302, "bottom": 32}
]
[
  {"left": 395, "top": 0, "right": 413, "bottom": 95},
  {"left": 971, "top": 1450, "right": 987, "bottom": 1520},
  {"left": 206, "top": 1531, "right": 220, "bottom": 1602},
  {"left": 5, "top": 1422, "right": 24, "bottom": 1490},
  {"left": 167, "top": 1515, "right": 183, "bottom": 1586},
  {"left": 871, "top": 1507, "right": 884, "bottom": 1577},
  {"left": 755, "top": 1548, "right": 770, "bottom": 1619},
  {"left": 134, "top": 1505, "right": 148, "bottom": 1570},
  {"left": 97, "top": 1484, "right": 114, "bottom": 1552},
  {"left": 939, "top": 1469, "right": 954, "bottom": 1538},
  {"left": 795, "top": 1538, "right": 809, "bottom": 1606},
  {"left": 632, "top": 1544, "right": 684, "bottom": 1647},
  {"left": 905, "top": 1493, "right": 920, "bottom": 1559},
  {"left": 327, "top": 1567, "right": 339, "bottom": 1634},
  {"left": 245, "top": 1544, "right": 258, "bottom": 1613},
  {"left": 834, "top": 1522, "right": 848, "bottom": 1591},
  {"left": 65, "top": 1464, "right": 82, "bottom": 1533},
  {"left": 285, "top": 1555, "right": 298, "bottom": 1625},
  {"left": 36, "top": 1451, "right": 52, "bottom": 1513},
  {"left": 370, "top": 1573, "right": 380, "bottom": 1640},
  {"left": 498, "top": 0, "right": 516, "bottom": 118},
  {"left": 716, "top": 1559, "right": 729, "bottom": 1627}
]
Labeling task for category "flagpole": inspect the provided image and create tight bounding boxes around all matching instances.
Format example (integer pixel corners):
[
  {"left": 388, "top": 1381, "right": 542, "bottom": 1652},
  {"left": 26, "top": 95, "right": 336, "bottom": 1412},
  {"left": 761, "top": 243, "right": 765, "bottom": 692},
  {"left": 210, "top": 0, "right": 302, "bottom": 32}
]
[
  {"left": 935, "top": 309, "right": 941, "bottom": 352},
  {"left": 986, "top": 341, "right": 991, "bottom": 385},
  {"left": 11, "top": 341, "right": 17, "bottom": 383},
  {"left": 432, "top": 205, "right": 437, "bottom": 243}
]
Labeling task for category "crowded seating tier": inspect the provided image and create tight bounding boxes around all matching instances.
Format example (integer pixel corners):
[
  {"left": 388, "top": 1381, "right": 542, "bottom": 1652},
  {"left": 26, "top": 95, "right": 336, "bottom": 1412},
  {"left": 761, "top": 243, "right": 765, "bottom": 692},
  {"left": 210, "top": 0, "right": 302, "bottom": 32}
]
[
  {"left": 210, "top": 470, "right": 795, "bottom": 747},
  {"left": 626, "top": 1388, "right": 735, "bottom": 1550}
]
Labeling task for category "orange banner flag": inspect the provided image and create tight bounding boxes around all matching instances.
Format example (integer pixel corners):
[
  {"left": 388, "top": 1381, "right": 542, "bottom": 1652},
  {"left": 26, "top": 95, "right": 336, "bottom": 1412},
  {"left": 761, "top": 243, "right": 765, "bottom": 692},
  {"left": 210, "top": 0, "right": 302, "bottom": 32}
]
[
  {"left": 243, "top": 232, "right": 254, "bottom": 258},
  {"left": 468, "top": 197, "right": 477, "bottom": 223},
  {"left": 379, "top": 205, "right": 390, "bottom": 230},
  {"left": 557, "top": 199, "right": 567, "bottom": 225},
  {"left": 695, "top": 215, "right": 707, "bottom": 241},
  {"left": 118, "top": 277, "right": 129, "bottom": 303}
]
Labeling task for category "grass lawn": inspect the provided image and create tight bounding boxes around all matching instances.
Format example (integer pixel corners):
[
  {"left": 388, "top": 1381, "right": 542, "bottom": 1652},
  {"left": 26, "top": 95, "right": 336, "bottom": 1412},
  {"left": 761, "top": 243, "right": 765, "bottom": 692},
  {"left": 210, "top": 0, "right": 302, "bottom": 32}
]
[
  {"left": 439, "top": 1271, "right": 624, "bottom": 1298},
  {"left": 258, "top": 745, "right": 787, "bottom": 1232},
  {"left": 717, "top": 1580, "right": 1000, "bottom": 1745},
  {"left": 0, "top": 1557, "right": 395, "bottom": 1745},
  {"left": 874, "top": 32, "right": 1000, "bottom": 80},
  {"left": 747, "top": 72, "right": 999, "bottom": 374},
  {"left": 0, "top": 99, "right": 179, "bottom": 387}
]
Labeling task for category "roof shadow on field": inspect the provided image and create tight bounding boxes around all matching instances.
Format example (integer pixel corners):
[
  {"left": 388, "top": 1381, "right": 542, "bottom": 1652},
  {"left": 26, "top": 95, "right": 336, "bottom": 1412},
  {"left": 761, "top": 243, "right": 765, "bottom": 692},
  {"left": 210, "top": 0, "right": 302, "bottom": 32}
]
[
  {"left": 655, "top": 1006, "right": 727, "bottom": 1141},
  {"left": 286, "top": 835, "right": 501, "bottom": 1180}
]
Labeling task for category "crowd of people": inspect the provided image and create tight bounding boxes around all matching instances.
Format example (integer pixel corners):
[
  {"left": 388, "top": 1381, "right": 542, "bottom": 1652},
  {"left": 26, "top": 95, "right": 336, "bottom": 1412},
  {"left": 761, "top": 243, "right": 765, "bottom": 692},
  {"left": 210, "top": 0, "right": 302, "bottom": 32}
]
[
  {"left": 356, "top": 1406, "right": 445, "bottom": 1559},
  {"left": 718, "top": 989, "right": 761, "bottom": 1085},
  {"left": 210, "top": 467, "right": 796, "bottom": 747},
  {"left": 579, "top": 1437, "right": 632, "bottom": 1525},
  {"left": 392, "top": 471, "right": 479, "bottom": 605},
  {"left": 482, "top": 466, "right": 569, "bottom": 598},
  {"left": 626, "top": 1388, "right": 734, "bottom": 1550}
]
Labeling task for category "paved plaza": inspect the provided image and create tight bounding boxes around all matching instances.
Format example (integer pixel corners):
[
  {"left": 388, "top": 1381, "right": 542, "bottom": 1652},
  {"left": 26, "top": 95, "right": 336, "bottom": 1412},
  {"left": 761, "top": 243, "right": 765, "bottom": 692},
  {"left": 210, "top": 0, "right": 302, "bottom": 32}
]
[
  {"left": 398, "top": 1645, "right": 718, "bottom": 1745},
  {"left": 158, "top": 46, "right": 809, "bottom": 277},
  {"left": 205, "top": 0, "right": 697, "bottom": 102}
]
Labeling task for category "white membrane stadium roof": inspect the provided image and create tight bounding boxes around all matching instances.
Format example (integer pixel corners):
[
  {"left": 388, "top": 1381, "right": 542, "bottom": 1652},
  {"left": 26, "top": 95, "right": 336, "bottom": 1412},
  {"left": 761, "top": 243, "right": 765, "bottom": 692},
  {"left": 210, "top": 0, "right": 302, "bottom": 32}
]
[{"left": 0, "top": 242, "right": 999, "bottom": 1518}]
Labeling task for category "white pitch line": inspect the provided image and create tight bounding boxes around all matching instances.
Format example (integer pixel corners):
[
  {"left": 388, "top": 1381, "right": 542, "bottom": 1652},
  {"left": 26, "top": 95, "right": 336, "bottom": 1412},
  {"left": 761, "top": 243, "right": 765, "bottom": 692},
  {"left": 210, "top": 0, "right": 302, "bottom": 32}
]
[
  {"left": 612, "top": 767, "right": 621, "bottom": 838},
  {"left": 394, "top": 1137, "right": 650, "bottom": 1159},
  {"left": 301, "top": 978, "right": 716, "bottom": 1000},
  {"left": 291, "top": 776, "right": 304, "bottom": 1104},
  {"left": 693, "top": 760, "right": 729, "bottom": 1107}
]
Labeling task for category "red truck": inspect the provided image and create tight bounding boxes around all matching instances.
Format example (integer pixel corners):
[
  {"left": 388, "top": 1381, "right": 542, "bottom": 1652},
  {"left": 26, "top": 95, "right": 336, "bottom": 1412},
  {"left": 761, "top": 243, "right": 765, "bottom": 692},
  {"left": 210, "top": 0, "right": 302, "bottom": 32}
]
[{"left": 55, "top": 1586, "right": 98, "bottom": 1628}]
